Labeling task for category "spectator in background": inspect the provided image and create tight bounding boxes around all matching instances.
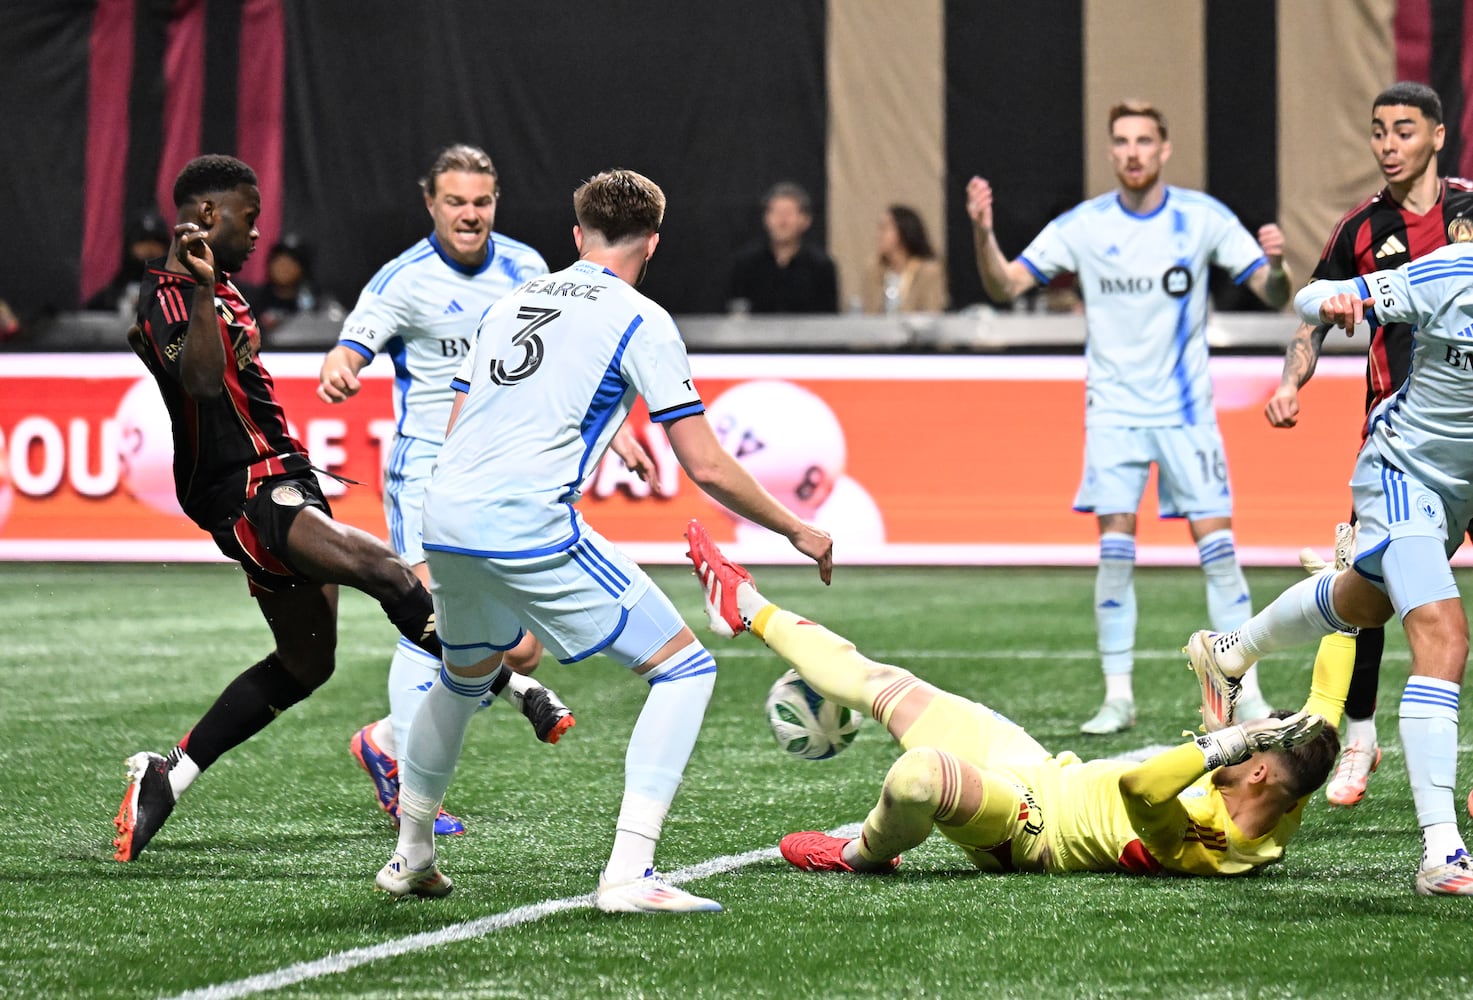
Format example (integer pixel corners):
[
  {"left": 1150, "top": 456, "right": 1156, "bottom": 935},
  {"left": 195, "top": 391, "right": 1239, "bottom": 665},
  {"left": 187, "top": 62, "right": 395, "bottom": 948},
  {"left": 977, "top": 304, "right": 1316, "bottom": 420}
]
[
  {"left": 727, "top": 181, "right": 838, "bottom": 314},
  {"left": 244, "top": 234, "right": 341, "bottom": 336},
  {"left": 86, "top": 209, "right": 170, "bottom": 316},
  {"left": 860, "top": 204, "right": 947, "bottom": 314}
]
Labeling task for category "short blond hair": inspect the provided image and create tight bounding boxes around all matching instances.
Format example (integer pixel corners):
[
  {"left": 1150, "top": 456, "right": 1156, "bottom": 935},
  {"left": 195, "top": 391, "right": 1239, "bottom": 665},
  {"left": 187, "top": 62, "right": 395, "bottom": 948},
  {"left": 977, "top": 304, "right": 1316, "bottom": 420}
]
[
  {"left": 1108, "top": 100, "right": 1168, "bottom": 141},
  {"left": 573, "top": 169, "right": 665, "bottom": 245}
]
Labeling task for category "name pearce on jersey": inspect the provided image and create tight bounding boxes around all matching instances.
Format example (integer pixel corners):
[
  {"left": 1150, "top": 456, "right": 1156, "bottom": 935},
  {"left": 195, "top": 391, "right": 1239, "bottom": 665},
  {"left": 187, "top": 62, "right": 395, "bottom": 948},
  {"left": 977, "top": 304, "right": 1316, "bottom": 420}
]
[{"left": 521, "top": 278, "right": 606, "bottom": 301}]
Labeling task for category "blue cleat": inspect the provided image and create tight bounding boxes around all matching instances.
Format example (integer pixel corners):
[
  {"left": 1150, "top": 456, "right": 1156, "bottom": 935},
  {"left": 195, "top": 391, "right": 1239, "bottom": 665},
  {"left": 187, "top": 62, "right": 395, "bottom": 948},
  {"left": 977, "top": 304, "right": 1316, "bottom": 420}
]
[{"left": 350, "top": 723, "right": 465, "bottom": 836}]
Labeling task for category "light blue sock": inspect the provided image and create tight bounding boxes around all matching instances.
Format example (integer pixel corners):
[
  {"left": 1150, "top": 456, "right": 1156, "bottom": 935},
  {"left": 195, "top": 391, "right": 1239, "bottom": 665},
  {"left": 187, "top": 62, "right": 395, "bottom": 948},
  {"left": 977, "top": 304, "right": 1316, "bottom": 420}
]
[
  {"left": 1236, "top": 572, "right": 1353, "bottom": 662},
  {"left": 387, "top": 638, "right": 441, "bottom": 753},
  {"left": 606, "top": 641, "right": 717, "bottom": 882},
  {"left": 1399, "top": 676, "right": 1463, "bottom": 863},
  {"left": 1198, "top": 529, "right": 1252, "bottom": 630},
  {"left": 396, "top": 664, "right": 501, "bottom": 866},
  {"left": 1095, "top": 533, "right": 1136, "bottom": 678}
]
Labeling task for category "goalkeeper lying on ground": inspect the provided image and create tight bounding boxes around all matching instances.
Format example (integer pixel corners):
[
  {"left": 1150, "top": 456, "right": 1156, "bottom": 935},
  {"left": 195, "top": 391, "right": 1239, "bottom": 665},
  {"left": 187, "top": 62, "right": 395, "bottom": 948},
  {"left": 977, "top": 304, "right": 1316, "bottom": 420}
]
[{"left": 685, "top": 520, "right": 1350, "bottom": 877}]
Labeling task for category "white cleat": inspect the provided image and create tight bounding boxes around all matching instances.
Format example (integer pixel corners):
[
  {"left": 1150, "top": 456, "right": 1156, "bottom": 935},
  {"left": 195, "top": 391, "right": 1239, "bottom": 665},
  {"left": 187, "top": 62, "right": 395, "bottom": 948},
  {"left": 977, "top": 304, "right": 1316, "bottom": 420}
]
[
  {"left": 596, "top": 869, "right": 722, "bottom": 913},
  {"left": 1078, "top": 698, "right": 1135, "bottom": 735},
  {"left": 1325, "top": 741, "right": 1381, "bottom": 807},
  {"left": 375, "top": 852, "right": 453, "bottom": 898},
  {"left": 1414, "top": 853, "right": 1473, "bottom": 896},
  {"left": 1184, "top": 630, "right": 1243, "bottom": 733}
]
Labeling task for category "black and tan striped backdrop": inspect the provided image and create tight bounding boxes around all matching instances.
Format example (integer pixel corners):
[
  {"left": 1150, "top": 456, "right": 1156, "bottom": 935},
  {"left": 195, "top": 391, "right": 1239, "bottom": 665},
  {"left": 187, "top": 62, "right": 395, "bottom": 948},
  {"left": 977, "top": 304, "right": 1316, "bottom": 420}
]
[{"left": 3, "top": 0, "right": 1471, "bottom": 320}]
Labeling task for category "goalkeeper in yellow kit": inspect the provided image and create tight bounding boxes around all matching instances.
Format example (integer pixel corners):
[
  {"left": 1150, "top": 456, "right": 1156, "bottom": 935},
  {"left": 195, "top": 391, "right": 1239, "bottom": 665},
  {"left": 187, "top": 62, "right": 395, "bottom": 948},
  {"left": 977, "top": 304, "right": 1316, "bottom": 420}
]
[{"left": 685, "top": 520, "right": 1350, "bottom": 878}]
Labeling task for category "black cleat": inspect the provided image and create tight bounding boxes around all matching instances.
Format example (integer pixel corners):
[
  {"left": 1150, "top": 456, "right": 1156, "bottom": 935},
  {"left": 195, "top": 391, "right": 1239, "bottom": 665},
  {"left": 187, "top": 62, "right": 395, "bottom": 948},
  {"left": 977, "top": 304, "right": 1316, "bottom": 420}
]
[
  {"left": 516, "top": 684, "right": 576, "bottom": 744},
  {"left": 113, "top": 751, "right": 176, "bottom": 862}
]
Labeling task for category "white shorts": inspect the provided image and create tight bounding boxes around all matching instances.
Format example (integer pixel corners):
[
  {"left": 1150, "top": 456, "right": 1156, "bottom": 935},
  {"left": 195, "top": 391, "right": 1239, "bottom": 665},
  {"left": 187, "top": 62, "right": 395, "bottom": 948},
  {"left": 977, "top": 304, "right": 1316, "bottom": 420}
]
[
  {"left": 384, "top": 435, "right": 437, "bottom": 565},
  {"left": 425, "top": 522, "right": 684, "bottom": 668},
  {"left": 1350, "top": 448, "right": 1465, "bottom": 612},
  {"left": 1073, "top": 424, "right": 1233, "bottom": 520}
]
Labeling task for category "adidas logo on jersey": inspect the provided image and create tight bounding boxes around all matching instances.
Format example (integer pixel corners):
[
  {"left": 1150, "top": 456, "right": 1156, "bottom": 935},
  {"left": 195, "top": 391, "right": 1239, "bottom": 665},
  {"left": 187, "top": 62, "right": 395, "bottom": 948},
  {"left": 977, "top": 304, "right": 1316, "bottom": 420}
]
[
  {"left": 443, "top": 300, "right": 465, "bottom": 315},
  {"left": 1375, "top": 234, "right": 1407, "bottom": 259}
]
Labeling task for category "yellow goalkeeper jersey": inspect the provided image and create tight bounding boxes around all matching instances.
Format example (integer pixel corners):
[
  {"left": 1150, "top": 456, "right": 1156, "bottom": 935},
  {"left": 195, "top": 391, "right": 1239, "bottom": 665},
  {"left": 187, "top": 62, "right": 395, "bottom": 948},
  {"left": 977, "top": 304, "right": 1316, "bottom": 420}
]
[{"left": 1009, "top": 751, "right": 1304, "bottom": 876}]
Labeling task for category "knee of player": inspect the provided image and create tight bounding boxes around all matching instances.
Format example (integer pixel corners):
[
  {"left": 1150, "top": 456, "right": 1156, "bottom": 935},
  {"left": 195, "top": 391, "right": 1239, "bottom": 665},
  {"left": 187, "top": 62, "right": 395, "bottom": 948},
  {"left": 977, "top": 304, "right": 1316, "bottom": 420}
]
[
  {"left": 274, "top": 649, "right": 335, "bottom": 691},
  {"left": 882, "top": 748, "right": 945, "bottom": 809}
]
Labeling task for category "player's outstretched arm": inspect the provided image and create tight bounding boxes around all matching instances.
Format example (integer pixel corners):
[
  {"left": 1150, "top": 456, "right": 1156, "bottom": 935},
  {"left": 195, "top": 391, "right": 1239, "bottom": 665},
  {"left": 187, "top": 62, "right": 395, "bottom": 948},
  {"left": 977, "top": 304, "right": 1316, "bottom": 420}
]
[
  {"left": 965, "top": 176, "right": 1038, "bottom": 303},
  {"left": 664, "top": 414, "right": 833, "bottom": 584},
  {"left": 1265, "top": 321, "right": 1332, "bottom": 428},
  {"left": 317, "top": 344, "right": 369, "bottom": 404},
  {"left": 1244, "top": 223, "right": 1293, "bottom": 309}
]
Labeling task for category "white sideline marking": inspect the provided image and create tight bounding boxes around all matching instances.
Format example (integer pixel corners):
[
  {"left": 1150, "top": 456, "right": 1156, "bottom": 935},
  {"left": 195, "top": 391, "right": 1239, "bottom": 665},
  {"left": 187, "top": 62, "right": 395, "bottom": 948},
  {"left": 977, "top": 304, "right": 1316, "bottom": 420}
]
[{"left": 163, "top": 825, "right": 862, "bottom": 1000}]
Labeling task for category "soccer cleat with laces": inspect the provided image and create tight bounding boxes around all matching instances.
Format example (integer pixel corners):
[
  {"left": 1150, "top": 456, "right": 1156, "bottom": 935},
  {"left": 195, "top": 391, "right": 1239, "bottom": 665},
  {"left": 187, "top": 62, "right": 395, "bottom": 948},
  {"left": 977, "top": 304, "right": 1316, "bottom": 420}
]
[
  {"left": 112, "top": 751, "right": 177, "bottom": 862},
  {"left": 1078, "top": 698, "right": 1136, "bottom": 735},
  {"left": 1324, "top": 741, "right": 1382, "bottom": 807},
  {"left": 1415, "top": 851, "right": 1473, "bottom": 896},
  {"left": 375, "top": 852, "right": 453, "bottom": 898},
  {"left": 595, "top": 869, "right": 723, "bottom": 913},
  {"left": 1185, "top": 630, "right": 1243, "bottom": 732},
  {"left": 779, "top": 831, "right": 900, "bottom": 873},
  {"left": 350, "top": 723, "right": 465, "bottom": 836},
  {"left": 684, "top": 519, "right": 755, "bottom": 638},
  {"left": 505, "top": 684, "right": 576, "bottom": 745}
]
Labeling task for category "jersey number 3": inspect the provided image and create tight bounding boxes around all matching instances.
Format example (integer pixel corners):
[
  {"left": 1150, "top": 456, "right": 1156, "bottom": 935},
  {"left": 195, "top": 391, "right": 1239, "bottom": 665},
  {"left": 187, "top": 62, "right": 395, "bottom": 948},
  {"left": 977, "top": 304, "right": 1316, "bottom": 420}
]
[{"left": 489, "top": 306, "right": 559, "bottom": 385}]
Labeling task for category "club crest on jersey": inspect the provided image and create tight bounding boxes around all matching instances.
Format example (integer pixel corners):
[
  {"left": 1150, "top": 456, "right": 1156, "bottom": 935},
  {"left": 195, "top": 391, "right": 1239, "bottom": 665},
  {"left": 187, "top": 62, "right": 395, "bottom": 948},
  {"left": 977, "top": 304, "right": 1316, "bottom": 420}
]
[
  {"left": 1162, "top": 265, "right": 1192, "bottom": 298},
  {"left": 1448, "top": 217, "right": 1473, "bottom": 244},
  {"left": 271, "top": 484, "right": 306, "bottom": 507}
]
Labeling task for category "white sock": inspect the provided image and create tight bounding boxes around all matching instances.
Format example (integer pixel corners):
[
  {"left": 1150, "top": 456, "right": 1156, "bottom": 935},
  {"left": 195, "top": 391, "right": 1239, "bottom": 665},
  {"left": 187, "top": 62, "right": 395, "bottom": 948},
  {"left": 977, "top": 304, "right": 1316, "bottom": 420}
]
[
  {"left": 1398, "top": 676, "right": 1463, "bottom": 865},
  {"left": 396, "top": 664, "right": 496, "bottom": 868},
  {"left": 736, "top": 581, "right": 769, "bottom": 629},
  {"left": 370, "top": 717, "right": 396, "bottom": 758},
  {"left": 1345, "top": 714, "right": 1378, "bottom": 749},
  {"left": 166, "top": 750, "right": 201, "bottom": 800},
  {"left": 1215, "top": 572, "right": 1351, "bottom": 673},
  {"left": 1104, "top": 672, "right": 1133, "bottom": 702},
  {"left": 1096, "top": 533, "right": 1136, "bottom": 680},
  {"left": 387, "top": 638, "right": 441, "bottom": 753},
  {"left": 1198, "top": 529, "right": 1252, "bottom": 630},
  {"left": 604, "top": 641, "right": 717, "bottom": 883}
]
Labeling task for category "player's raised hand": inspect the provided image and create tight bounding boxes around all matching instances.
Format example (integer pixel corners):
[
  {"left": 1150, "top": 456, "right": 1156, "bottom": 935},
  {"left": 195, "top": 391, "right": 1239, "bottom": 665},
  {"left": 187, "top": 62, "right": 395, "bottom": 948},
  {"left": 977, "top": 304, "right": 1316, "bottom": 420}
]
[
  {"left": 1318, "top": 292, "right": 1372, "bottom": 332},
  {"left": 174, "top": 223, "right": 215, "bottom": 285},
  {"left": 1242, "top": 711, "right": 1325, "bottom": 753},
  {"left": 1256, "top": 223, "right": 1285, "bottom": 263},
  {"left": 790, "top": 522, "right": 833, "bottom": 585},
  {"left": 965, "top": 176, "right": 995, "bottom": 233},
  {"left": 1264, "top": 385, "right": 1301, "bottom": 427}
]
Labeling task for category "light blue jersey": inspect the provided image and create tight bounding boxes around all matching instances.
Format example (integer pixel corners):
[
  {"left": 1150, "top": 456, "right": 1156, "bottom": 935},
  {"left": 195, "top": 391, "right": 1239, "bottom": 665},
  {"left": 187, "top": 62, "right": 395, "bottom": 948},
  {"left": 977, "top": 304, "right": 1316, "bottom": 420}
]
[
  {"left": 337, "top": 232, "right": 549, "bottom": 444},
  {"left": 424, "top": 259, "right": 705, "bottom": 558},
  {"left": 1020, "top": 187, "right": 1267, "bottom": 427},
  {"left": 1296, "top": 242, "right": 1473, "bottom": 508}
]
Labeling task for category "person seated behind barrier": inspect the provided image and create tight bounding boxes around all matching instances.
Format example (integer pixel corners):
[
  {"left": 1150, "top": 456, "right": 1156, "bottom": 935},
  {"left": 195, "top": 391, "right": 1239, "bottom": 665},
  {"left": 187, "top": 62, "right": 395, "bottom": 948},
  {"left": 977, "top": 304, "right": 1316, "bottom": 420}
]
[
  {"left": 242, "top": 234, "right": 341, "bottom": 337},
  {"left": 86, "top": 209, "right": 171, "bottom": 316},
  {"left": 860, "top": 205, "right": 947, "bottom": 315},
  {"left": 726, "top": 181, "right": 838, "bottom": 315}
]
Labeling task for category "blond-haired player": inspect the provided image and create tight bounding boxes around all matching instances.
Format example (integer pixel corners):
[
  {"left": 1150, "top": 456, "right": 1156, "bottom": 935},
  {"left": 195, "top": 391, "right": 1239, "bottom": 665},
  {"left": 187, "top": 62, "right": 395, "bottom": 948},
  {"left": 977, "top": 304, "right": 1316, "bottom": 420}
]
[{"left": 686, "top": 520, "right": 1346, "bottom": 879}]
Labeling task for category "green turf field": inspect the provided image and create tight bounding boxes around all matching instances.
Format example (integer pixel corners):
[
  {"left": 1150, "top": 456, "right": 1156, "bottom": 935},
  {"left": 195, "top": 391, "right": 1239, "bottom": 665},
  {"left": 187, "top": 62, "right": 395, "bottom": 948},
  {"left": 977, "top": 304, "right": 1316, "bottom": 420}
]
[{"left": 2, "top": 562, "right": 1470, "bottom": 999}]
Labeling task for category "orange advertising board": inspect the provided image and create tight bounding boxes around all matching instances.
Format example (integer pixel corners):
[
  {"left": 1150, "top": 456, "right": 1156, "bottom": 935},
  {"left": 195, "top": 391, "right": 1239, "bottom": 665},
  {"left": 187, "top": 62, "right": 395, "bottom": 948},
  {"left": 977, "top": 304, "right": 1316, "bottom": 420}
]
[{"left": 0, "top": 352, "right": 1414, "bottom": 566}]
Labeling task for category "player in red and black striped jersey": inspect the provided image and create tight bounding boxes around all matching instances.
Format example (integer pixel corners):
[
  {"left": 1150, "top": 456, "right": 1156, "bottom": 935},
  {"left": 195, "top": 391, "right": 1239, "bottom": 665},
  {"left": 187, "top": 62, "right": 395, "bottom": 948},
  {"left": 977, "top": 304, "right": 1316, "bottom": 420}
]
[
  {"left": 113, "top": 155, "right": 567, "bottom": 863},
  {"left": 1264, "top": 82, "right": 1473, "bottom": 810}
]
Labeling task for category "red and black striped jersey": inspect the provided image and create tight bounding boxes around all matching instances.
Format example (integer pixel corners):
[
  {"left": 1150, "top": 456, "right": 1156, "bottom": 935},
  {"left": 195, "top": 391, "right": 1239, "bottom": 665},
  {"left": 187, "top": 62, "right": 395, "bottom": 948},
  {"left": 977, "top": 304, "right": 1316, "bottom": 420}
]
[
  {"left": 1312, "top": 178, "right": 1473, "bottom": 431},
  {"left": 133, "top": 265, "right": 312, "bottom": 529}
]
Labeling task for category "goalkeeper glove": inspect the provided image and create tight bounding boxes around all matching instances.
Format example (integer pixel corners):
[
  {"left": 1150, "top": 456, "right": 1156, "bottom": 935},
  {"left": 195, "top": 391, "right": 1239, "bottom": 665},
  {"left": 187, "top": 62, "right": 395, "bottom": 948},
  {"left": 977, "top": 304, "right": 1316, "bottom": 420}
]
[{"left": 1192, "top": 711, "right": 1325, "bottom": 770}]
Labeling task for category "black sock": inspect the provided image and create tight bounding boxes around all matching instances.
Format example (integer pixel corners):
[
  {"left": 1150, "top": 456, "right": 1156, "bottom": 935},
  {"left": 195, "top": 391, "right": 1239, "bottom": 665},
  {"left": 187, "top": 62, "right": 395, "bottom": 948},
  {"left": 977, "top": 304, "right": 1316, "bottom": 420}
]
[
  {"left": 177, "top": 654, "right": 314, "bottom": 771},
  {"left": 1344, "top": 626, "right": 1385, "bottom": 720},
  {"left": 381, "top": 583, "right": 442, "bottom": 658}
]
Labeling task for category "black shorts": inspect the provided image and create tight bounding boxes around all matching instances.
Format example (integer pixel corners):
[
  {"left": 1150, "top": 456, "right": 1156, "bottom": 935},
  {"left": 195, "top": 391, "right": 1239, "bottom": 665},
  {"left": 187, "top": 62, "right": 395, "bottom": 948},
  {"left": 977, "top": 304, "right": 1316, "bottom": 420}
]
[{"left": 210, "top": 473, "right": 333, "bottom": 596}]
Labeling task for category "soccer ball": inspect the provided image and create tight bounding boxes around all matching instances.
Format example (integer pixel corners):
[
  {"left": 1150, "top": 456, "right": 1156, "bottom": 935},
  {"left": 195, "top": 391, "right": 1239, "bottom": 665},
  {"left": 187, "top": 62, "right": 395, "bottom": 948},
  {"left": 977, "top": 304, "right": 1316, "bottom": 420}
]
[{"left": 765, "top": 669, "right": 861, "bottom": 760}]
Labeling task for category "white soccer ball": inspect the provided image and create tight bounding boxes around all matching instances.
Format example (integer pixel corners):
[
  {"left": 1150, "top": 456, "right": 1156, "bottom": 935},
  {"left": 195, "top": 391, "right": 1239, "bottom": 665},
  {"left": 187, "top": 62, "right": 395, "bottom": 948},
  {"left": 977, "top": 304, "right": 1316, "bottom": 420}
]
[
  {"left": 765, "top": 669, "right": 861, "bottom": 760},
  {"left": 706, "top": 380, "right": 846, "bottom": 520}
]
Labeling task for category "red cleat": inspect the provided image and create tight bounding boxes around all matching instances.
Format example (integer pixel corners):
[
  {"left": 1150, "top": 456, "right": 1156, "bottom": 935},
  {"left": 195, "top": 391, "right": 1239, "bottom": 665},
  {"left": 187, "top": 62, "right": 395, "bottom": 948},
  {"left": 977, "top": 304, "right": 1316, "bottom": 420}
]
[
  {"left": 684, "top": 519, "right": 755, "bottom": 638},
  {"left": 779, "top": 831, "right": 899, "bottom": 873}
]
